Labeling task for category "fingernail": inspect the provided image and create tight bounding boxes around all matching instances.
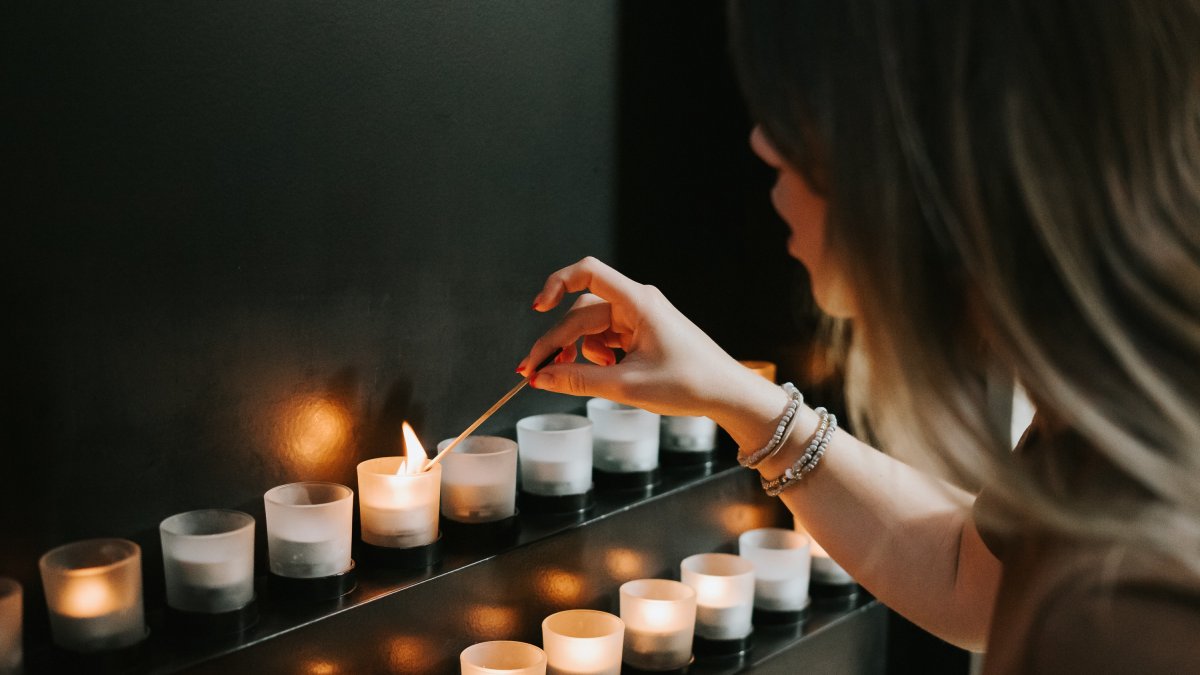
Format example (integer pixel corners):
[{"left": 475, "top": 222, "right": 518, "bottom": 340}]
[
  {"left": 516, "top": 359, "right": 527, "bottom": 374},
  {"left": 606, "top": 355, "right": 616, "bottom": 366},
  {"left": 531, "top": 298, "right": 541, "bottom": 311},
  {"left": 529, "top": 373, "right": 539, "bottom": 387}
]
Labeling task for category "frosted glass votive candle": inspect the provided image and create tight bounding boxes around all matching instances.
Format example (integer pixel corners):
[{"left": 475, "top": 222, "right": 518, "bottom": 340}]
[
  {"left": 39, "top": 538, "right": 145, "bottom": 653},
  {"left": 680, "top": 553, "right": 755, "bottom": 641},
  {"left": 516, "top": 414, "right": 593, "bottom": 497},
  {"left": 738, "top": 528, "right": 811, "bottom": 611},
  {"left": 586, "top": 399, "right": 660, "bottom": 473},
  {"left": 660, "top": 416, "right": 718, "bottom": 452},
  {"left": 619, "top": 579, "right": 696, "bottom": 671},
  {"left": 460, "top": 640, "right": 546, "bottom": 675},
  {"left": 358, "top": 458, "right": 442, "bottom": 548},
  {"left": 438, "top": 436, "right": 518, "bottom": 524},
  {"left": 542, "top": 610, "right": 624, "bottom": 675},
  {"left": 0, "top": 578, "right": 22, "bottom": 669},
  {"left": 160, "top": 510, "right": 255, "bottom": 614},
  {"left": 264, "top": 482, "right": 353, "bottom": 578}
]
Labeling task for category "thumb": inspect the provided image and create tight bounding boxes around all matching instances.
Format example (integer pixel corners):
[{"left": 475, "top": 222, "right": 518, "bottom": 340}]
[{"left": 530, "top": 363, "right": 622, "bottom": 399}]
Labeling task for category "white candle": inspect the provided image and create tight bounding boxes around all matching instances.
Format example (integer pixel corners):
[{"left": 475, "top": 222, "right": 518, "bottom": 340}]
[
  {"left": 160, "top": 509, "right": 256, "bottom": 614},
  {"left": 269, "top": 537, "right": 348, "bottom": 578},
  {"left": 587, "top": 399, "right": 660, "bottom": 473},
  {"left": 738, "top": 527, "right": 812, "bottom": 611},
  {"left": 517, "top": 414, "right": 593, "bottom": 497},
  {"left": 438, "top": 436, "right": 518, "bottom": 524},
  {"left": 0, "top": 578, "right": 21, "bottom": 670},
  {"left": 264, "top": 481, "right": 354, "bottom": 579},
  {"left": 542, "top": 610, "right": 624, "bottom": 675},
  {"left": 680, "top": 554, "right": 755, "bottom": 641},
  {"left": 39, "top": 539, "right": 145, "bottom": 653},
  {"left": 358, "top": 457, "right": 441, "bottom": 548},
  {"left": 619, "top": 579, "right": 695, "bottom": 671},
  {"left": 660, "top": 415, "right": 718, "bottom": 452},
  {"left": 460, "top": 641, "right": 546, "bottom": 675},
  {"left": 593, "top": 439, "right": 658, "bottom": 472}
]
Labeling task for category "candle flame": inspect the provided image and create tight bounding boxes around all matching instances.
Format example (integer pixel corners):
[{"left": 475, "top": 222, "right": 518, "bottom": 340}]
[
  {"left": 398, "top": 422, "right": 427, "bottom": 475},
  {"left": 61, "top": 575, "right": 117, "bottom": 618}
]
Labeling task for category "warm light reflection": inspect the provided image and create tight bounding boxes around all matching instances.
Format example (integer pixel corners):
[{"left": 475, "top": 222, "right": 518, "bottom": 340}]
[
  {"left": 716, "top": 503, "right": 775, "bottom": 535},
  {"left": 384, "top": 635, "right": 436, "bottom": 673},
  {"left": 399, "top": 422, "right": 427, "bottom": 475},
  {"left": 303, "top": 659, "right": 340, "bottom": 675},
  {"left": 282, "top": 397, "right": 350, "bottom": 473},
  {"left": 60, "top": 575, "right": 116, "bottom": 618},
  {"left": 738, "top": 360, "right": 777, "bottom": 383},
  {"left": 536, "top": 568, "right": 585, "bottom": 607},
  {"left": 604, "top": 548, "right": 648, "bottom": 581},
  {"left": 464, "top": 604, "right": 519, "bottom": 640}
]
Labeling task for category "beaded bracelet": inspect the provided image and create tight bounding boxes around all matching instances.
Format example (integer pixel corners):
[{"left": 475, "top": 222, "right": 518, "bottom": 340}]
[
  {"left": 760, "top": 411, "right": 838, "bottom": 496},
  {"left": 737, "top": 383, "right": 804, "bottom": 469}
]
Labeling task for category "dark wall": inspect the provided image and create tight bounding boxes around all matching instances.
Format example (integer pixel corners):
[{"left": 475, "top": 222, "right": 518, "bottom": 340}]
[{"left": 1, "top": 0, "right": 616, "bottom": 608}]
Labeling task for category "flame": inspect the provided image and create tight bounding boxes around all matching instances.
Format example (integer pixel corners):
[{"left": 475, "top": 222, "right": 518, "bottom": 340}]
[{"left": 399, "top": 422, "right": 427, "bottom": 475}]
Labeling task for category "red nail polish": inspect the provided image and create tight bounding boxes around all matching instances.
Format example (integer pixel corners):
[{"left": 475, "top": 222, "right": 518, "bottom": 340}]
[
  {"left": 529, "top": 374, "right": 539, "bottom": 387},
  {"left": 531, "top": 301, "right": 540, "bottom": 311}
]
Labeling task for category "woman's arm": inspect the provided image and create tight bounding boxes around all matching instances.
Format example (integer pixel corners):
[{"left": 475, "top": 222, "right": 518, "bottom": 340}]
[
  {"left": 520, "top": 257, "right": 1001, "bottom": 651},
  {"left": 711, "top": 374, "right": 1001, "bottom": 651}
]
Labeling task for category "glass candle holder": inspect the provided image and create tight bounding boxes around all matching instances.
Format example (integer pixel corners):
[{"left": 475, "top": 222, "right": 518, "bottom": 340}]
[
  {"left": 438, "top": 436, "right": 518, "bottom": 524},
  {"left": 0, "top": 578, "right": 22, "bottom": 670},
  {"left": 586, "top": 398, "right": 660, "bottom": 473},
  {"left": 542, "top": 610, "right": 624, "bottom": 675},
  {"left": 160, "top": 509, "right": 255, "bottom": 614},
  {"left": 460, "top": 640, "right": 547, "bottom": 675},
  {"left": 619, "top": 579, "right": 696, "bottom": 671},
  {"left": 660, "top": 416, "right": 717, "bottom": 452},
  {"left": 679, "top": 553, "right": 755, "bottom": 641},
  {"left": 264, "top": 482, "right": 353, "bottom": 578},
  {"left": 738, "top": 360, "right": 777, "bottom": 383},
  {"left": 358, "top": 458, "right": 442, "bottom": 548},
  {"left": 737, "top": 528, "right": 811, "bottom": 611},
  {"left": 38, "top": 538, "right": 145, "bottom": 653},
  {"left": 516, "top": 414, "right": 593, "bottom": 496}
]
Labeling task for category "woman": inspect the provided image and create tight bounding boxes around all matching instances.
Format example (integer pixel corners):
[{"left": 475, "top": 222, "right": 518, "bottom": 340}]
[{"left": 517, "top": 1, "right": 1200, "bottom": 672}]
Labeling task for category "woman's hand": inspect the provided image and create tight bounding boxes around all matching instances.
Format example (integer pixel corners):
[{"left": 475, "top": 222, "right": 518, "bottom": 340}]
[{"left": 516, "top": 256, "right": 765, "bottom": 419}]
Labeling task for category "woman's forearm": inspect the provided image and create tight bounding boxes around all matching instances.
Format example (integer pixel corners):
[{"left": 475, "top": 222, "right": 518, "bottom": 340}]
[{"left": 709, "top": 373, "right": 1001, "bottom": 650}]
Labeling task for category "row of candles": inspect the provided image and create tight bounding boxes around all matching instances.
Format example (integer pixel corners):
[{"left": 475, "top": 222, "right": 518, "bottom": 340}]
[
  {"left": 461, "top": 521, "right": 853, "bottom": 674},
  {"left": 0, "top": 359, "right": 856, "bottom": 672}
]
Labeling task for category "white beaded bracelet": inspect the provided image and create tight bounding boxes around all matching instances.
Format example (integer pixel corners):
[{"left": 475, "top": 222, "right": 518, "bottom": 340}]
[
  {"left": 738, "top": 383, "right": 804, "bottom": 469},
  {"left": 761, "top": 410, "right": 838, "bottom": 496}
]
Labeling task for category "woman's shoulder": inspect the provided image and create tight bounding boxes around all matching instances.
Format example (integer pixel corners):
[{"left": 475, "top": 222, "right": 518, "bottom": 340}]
[{"left": 1021, "top": 545, "right": 1200, "bottom": 673}]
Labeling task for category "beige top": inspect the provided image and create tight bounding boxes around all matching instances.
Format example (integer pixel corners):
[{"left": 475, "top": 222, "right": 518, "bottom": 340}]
[{"left": 976, "top": 423, "right": 1200, "bottom": 674}]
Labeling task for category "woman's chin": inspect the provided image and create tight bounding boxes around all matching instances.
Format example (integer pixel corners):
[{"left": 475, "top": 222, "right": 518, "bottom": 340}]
[{"left": 811, "top": 282, "right": 857, "bottom": 319}]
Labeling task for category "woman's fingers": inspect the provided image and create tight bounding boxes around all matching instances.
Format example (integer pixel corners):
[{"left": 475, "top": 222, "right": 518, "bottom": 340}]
[
  {"left": 581, "top": 334, "right": 616, "bottom": 366},
  {"left": 532, "top": 256, "right": 643, "bottom": 312},
  {"left": 520, "top": 301, "right": 613, "bottom": 376}
]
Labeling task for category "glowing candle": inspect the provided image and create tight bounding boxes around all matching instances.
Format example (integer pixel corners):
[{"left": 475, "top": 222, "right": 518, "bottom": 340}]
[
  {"left": 460, "top": 641, "right": 546, "bottom": 675},
  {"left": 39, "top": 539, "right": 145, "bottom": 653},
  {"left": 619, "top": 579, "right": 695, "bottom": 671},
  {"left": 0, "top": 578, "right": 20, "bottom": 670},
  {"left": 358, "top": 422, "right": 441, "bottom": 548},
  {"left": 542, "top": 610, "right": 624, "bottom": 675},
  {"left": 680, "top": 553, "right": 755, "bottom": 641}
]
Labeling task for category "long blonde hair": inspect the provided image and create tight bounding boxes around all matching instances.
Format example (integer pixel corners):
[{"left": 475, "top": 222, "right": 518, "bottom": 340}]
[{"left": 731, "top": 0, "right": 1200, "bottom": 556}]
